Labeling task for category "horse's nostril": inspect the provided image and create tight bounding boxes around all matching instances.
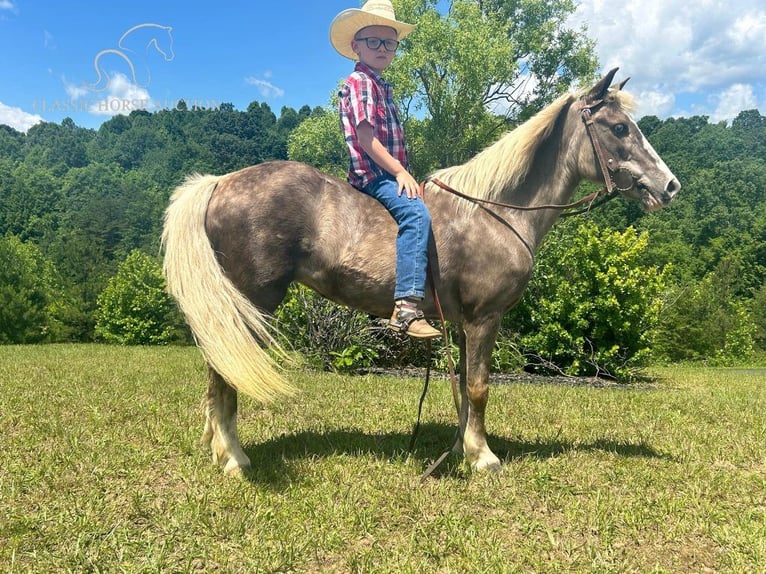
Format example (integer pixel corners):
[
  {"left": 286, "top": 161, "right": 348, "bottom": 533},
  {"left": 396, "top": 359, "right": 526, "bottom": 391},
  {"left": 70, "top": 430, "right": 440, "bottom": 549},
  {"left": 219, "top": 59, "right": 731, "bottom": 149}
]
[{"left": 666, "top": 178, "right": 681, "bottom": 196}]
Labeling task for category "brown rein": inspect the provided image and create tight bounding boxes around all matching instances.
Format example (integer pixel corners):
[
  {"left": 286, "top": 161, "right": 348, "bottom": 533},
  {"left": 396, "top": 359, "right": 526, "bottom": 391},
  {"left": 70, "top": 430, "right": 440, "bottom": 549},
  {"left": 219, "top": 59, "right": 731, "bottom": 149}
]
[
  {"left": 420, "top": 98, "right": 633, "bottom": 216},
  {"left": 425, "top": 176, "right": 617, "bottom": 217}
]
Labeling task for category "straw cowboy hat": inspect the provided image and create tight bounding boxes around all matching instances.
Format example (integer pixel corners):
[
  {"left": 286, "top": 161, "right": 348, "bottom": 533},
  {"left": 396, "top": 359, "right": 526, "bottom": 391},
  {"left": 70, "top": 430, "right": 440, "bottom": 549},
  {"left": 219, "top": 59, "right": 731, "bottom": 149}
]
[{"left": 330, "top": 0, "right": 415, "bottom": 60}]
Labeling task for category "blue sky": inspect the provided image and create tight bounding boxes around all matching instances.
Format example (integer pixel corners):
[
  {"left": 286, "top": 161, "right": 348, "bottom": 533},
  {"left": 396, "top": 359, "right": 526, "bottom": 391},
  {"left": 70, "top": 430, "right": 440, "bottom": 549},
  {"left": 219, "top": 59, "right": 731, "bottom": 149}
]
[{"left": 1, "top": 0, "right": 765, "bottom": 132}]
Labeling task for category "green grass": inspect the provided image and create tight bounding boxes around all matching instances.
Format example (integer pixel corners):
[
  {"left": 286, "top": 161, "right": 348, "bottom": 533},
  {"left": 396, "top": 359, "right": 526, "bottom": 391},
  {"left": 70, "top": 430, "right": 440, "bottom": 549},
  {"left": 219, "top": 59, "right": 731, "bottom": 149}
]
[{"left": 1, "top": 345, "right": 764, "bottom": 573}]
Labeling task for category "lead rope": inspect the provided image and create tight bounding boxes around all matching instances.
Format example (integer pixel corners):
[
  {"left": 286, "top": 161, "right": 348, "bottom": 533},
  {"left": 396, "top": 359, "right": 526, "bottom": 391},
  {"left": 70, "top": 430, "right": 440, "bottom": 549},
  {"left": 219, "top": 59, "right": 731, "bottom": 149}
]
[{"left": 409, "top": 259, "right": 464, "bottom": 482}]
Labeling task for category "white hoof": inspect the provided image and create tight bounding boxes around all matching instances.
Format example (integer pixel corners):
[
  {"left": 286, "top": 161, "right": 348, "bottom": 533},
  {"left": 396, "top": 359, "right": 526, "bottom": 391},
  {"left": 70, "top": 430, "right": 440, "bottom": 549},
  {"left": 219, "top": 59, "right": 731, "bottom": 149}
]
[
  {"left": 224, "top": 457, "right": 251, "bottom": 477},
  {"left": 472, "top": 454, "right": 502, "bottom": 472}
]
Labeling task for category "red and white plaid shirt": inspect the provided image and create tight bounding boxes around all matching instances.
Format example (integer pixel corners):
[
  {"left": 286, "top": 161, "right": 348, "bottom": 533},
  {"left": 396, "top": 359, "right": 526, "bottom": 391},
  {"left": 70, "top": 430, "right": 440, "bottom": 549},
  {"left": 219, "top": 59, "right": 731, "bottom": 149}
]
[{"left": 338, "top": 62, "right": 409, "bottom": 189}]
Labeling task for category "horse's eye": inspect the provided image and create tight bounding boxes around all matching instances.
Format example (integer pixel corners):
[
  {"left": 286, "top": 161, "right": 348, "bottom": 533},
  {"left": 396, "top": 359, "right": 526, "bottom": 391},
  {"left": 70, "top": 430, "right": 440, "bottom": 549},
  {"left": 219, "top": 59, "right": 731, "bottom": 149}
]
[{"left": 613, "top": 123, "right": 628, "bottom": 137}]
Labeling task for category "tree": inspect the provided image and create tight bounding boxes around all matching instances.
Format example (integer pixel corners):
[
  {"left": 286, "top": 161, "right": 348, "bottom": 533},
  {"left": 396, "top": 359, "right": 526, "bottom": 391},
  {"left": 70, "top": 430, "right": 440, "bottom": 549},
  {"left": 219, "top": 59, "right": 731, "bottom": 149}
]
[
  {"left": 95, "top": 250, "right": 187, "bottom": 345},
  {"left": 0, "top": 163, "right": 60, "bottom": 240},
  {"left": 0, "top": 235, "right": 67, "bottom": 343},
  {"left": 731, "top": 109, "right": 765, "bottom": 132},
  {"left": 287, "top": 107, "right": 347, "bottom": 178},
  {"left": 752, "top": 280, "right": 766, "bottom": 351},
  {"left": 23, "top": 119, "right": 93, "bottom": 170},
  {"left": 388, "top": 0, "right": 598, "bottom": 173},
  {"left": 654, "top": 256, "right": 757, "bottom": 363},
  {"left": 0, "top": 124, "right": 24, "bottom": 160}
]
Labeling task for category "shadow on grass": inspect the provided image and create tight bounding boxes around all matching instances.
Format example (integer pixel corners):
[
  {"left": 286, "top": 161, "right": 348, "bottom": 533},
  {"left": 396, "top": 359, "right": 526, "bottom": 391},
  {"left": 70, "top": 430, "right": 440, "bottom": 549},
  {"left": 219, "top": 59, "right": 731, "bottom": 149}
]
[{"left": 241, "top": 423, "right": 671, "bottom": 486}]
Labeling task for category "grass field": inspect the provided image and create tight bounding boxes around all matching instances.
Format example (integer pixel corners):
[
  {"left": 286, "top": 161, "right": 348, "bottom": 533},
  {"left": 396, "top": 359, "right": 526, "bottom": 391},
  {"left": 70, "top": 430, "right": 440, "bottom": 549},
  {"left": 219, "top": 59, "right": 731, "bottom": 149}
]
[{"left": 1, "top": 344, "right": 764, "bottom": 573}]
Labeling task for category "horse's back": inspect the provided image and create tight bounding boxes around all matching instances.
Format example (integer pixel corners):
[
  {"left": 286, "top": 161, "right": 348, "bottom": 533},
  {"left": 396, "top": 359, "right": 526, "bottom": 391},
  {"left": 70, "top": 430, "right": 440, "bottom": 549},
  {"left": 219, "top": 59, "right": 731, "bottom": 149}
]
[{"left": 204, "top": 161, "right": 399, "bottom": 314}]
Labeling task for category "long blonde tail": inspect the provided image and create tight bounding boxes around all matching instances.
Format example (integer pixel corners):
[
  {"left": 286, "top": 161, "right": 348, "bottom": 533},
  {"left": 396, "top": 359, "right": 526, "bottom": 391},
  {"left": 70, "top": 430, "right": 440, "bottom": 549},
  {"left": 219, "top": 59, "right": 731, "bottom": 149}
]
[{"left": 162, "top": 174, "right": 294, "bottom": 402}]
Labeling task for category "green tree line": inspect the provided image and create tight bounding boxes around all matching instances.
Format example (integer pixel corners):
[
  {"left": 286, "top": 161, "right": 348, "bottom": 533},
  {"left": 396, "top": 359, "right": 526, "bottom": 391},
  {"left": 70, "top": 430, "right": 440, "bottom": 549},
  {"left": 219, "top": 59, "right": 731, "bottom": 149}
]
[
  {"left": 2, "top": 0, "right": 765, "bottom": 378},
  {"left": 0, "top": 101, "right": 318, "bottom": 342}
]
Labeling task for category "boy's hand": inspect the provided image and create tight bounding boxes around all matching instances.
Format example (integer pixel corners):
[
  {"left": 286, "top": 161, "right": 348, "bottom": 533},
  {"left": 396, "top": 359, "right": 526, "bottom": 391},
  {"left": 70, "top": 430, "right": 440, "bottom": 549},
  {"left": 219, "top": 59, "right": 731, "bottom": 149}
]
[
  {"left": 395, "top": 170, "right": 421, "bottom": 198},
  {"left": 356, "top": 122, "right": 422, "bottom": 198}
]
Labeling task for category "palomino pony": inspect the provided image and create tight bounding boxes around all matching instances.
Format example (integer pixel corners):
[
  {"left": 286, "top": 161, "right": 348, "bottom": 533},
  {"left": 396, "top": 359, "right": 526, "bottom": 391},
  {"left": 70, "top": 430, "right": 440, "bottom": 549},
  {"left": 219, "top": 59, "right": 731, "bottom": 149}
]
[{"left": 163, "top": 69, "right": 680, "bottom": 475}]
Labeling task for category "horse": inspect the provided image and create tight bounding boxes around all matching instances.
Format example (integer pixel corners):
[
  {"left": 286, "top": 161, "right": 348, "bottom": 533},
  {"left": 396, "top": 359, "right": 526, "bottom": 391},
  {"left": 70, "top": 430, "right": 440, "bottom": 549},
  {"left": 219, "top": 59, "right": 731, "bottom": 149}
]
[{"left": 162, "top": 68, "right": 680, "bottom": 476}]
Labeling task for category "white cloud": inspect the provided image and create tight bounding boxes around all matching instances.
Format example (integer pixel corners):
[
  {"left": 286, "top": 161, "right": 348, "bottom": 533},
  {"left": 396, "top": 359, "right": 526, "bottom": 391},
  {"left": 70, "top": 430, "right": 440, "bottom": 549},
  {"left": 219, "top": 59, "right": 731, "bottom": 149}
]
[
  {"left": 567, "top": 0, "right": 766, "bottom": 118},
  {"left": 726, "top": 11, "right": 766, "bottom": 52},
  {"left": 87, "top": 73, "right": 154, "bottom": 116},
  {"left": 65, "top": 72, "right": 153, "bottom": 117},
  {"left": 44, "top": 30, "right": 55, "bottom": 50},
  {"left": 711, "top": 83, "right": 759, "bottom": 123},
  {"left": 64, "top": 78, "right": 89, "bottom": 100},
  {"left": 0, "top": 101, "right": 43, "bottom": 132},
  {"left": 634, "top": 90, "right": 676, "bottom": 119},
  {"left": 0, "top": 0, "right": 15, "bottom": 10},
  {"left": 245, "top": 75, "right": 285, "bottom": 99}
]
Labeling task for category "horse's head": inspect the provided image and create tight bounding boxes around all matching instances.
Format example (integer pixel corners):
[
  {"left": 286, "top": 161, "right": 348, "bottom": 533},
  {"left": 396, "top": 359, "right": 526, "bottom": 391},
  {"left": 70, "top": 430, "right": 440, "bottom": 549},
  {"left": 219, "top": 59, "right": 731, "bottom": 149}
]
[{"left": 578, "top": 68, "right": 680, "bottom": 212}]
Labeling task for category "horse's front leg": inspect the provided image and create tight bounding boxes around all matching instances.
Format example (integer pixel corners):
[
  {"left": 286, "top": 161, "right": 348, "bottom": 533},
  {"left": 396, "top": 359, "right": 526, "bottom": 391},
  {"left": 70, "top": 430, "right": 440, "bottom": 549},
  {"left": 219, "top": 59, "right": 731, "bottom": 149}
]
[
  {"left": 202, "top": 367, "right": 251, "bottom": 476},
  {"left": 459, "top": 318, "right": 502, "bottom": 472}
]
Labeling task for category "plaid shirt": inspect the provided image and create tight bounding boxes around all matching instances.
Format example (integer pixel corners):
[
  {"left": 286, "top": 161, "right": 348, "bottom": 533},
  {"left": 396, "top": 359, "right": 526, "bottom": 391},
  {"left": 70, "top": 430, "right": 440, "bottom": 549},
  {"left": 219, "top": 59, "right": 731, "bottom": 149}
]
[{"left": 338, "top": 62, "right": 409, "bottom": 189}]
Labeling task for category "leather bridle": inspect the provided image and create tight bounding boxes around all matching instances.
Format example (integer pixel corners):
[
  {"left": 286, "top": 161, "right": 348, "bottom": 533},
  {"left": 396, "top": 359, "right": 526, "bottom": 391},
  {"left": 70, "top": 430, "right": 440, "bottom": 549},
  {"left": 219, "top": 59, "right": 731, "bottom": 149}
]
[{"left": 580, "top": 97, "right": 638, "bottom": 195}]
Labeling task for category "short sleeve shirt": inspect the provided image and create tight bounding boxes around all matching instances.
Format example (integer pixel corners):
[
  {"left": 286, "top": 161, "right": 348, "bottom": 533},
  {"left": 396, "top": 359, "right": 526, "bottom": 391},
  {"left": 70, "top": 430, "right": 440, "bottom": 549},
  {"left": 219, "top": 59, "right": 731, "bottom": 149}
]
[{"left": 338, "top": 62, "right": 409, "bottom": 189}]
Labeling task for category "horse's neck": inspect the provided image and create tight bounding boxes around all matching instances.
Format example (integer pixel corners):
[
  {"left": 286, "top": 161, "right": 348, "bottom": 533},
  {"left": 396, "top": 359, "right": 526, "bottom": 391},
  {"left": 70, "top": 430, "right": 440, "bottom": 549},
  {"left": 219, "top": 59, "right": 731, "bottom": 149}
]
[
  {"left": 493, "top": 115, "right": 583, "bottom": 249},
  {"left": 435, "top": 100, "right": 585, "bottom": 251}
]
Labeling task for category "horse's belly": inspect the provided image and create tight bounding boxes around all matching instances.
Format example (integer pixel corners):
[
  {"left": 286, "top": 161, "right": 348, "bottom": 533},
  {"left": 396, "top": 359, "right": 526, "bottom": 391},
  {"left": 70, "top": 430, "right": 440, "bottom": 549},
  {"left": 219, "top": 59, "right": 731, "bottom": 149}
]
[{"left": 296, "top": 242, "right": 398, "bottom": 317}]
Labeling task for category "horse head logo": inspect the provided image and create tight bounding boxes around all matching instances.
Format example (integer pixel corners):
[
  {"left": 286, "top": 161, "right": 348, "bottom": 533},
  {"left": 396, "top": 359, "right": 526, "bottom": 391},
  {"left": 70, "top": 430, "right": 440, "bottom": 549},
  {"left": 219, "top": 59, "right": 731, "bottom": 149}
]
[{"left": 86, "top": 23, "right": 174, "bottom": 92}]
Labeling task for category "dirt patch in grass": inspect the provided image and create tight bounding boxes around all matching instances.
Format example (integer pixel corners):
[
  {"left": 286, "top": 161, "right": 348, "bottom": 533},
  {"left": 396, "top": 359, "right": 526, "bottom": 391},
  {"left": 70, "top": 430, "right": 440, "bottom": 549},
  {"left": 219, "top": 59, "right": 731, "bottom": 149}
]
[{"left": 361, "top": 366, "right": 657, "bottom": 389}]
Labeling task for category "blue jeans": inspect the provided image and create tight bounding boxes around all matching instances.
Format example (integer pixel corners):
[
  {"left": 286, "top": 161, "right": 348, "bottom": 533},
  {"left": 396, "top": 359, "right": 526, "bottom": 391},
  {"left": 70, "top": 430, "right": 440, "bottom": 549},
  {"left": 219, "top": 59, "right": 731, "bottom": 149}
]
[{"left": 362, "top": 177, "right": 432, "bottom": 300}]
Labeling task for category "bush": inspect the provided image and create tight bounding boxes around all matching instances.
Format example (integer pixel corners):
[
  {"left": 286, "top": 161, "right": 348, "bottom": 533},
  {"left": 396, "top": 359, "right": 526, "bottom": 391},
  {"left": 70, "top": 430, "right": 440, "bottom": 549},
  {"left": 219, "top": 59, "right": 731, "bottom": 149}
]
[
  {"left": 286, "top": 109, "right": 346, "bottom": 178},
  {"left": 752, "top": 280, "right": 766, "bottom": 351},
  {"left": 275, "top": 284, "right": 434, "bottom": 372},
  {"left": 654, "top": 259, "right": 757, "bottom": 364},
  {"left": 95, "top": 250, "right": 187, "bottom": 345},
  {"left": 276, "top": 285, "right": 382, "bottom": 372},
  {"left": 505, "top": 220, "right": 667, "bottom": 380}
]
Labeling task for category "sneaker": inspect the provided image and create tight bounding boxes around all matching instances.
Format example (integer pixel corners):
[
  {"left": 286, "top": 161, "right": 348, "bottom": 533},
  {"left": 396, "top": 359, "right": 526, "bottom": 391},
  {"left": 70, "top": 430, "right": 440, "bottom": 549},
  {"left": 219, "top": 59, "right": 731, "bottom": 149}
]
[{"left": 388, "top": 302, "right": 441, "bottom": 339}]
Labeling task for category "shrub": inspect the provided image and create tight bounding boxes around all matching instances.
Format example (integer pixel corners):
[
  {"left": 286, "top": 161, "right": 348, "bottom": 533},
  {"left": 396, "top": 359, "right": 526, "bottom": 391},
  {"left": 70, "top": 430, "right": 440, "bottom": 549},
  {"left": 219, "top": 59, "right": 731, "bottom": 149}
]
[
  {"left": 95, "top": 250, "right": 187, "bottom": 345},
  {"left": 505, "top": 220, "right": 667, "bottom": 380},
  {"left": 276, "top": 285, "right": 382, "bottom": 372},
  {"left": 752, "top": 280, "right": 766, "bottom": 351},
  {"left": 654, "top": 261, "right": 757, "bottom": 364},
  {"left": 275, "top": 284, "right": 434, "bottom": 372}
]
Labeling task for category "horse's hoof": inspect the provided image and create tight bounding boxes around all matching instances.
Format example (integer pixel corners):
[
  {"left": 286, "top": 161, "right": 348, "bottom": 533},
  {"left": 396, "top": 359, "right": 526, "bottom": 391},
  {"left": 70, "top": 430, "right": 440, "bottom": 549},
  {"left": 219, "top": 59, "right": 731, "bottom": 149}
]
[
  {"left": 473, "top": 456, "right": 502, "bottom": 473},
  {"left": 224, "top": 458, "right": 251, "bottom": 477}
]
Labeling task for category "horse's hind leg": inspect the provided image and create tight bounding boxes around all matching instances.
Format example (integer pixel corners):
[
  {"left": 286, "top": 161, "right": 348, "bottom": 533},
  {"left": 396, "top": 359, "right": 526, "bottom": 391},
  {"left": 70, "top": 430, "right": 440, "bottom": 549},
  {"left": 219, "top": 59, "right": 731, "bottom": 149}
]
[{"left": 202, "top": 367, "right": 251, "bottom": 476}]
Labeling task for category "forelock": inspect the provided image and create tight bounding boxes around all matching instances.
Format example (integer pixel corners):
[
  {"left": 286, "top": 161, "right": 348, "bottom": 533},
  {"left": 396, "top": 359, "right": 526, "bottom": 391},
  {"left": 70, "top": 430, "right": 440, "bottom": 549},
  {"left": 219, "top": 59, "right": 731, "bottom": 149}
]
[{"left": 611, "top": 90, "right": 637, "bottom": 114}]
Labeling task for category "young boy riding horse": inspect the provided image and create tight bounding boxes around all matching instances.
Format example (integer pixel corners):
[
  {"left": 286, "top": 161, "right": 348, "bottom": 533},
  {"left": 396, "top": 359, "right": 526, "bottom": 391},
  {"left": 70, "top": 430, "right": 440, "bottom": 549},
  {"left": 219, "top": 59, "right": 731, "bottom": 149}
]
[{"left": 331, "top": 0, "right": 441, "bottom": 339}]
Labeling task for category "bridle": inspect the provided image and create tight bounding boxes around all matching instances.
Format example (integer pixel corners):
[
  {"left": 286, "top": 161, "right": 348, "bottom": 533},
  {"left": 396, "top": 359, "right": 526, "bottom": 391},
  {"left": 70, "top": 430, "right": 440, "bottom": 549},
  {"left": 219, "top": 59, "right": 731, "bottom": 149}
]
[
  {"left": 424, "top": 96, "right": 638, "bottom": 216},
  {"left": 580, "top": 97, "right": 638, "bottom": 195}
]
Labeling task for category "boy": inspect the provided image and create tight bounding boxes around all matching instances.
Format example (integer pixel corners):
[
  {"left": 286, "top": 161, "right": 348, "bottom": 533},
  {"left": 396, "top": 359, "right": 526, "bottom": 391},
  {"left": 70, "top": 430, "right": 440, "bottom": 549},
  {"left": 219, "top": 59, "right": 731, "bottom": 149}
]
[{"left": 330, "top": 0, "right": 440, "bottom": 339}]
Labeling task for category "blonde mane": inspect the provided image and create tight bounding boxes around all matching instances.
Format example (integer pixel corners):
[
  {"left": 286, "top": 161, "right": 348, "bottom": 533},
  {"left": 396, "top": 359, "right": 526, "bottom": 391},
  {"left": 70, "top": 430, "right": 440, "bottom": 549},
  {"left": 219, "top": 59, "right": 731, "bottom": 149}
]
[{"left": 431, "top": 88, "right": 636, "bottom": 204}]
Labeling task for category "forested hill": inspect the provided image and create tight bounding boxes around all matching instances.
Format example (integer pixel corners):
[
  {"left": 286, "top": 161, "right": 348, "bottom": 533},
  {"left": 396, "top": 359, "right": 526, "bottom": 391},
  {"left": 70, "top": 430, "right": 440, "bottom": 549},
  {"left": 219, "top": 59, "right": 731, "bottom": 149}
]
[
  {"left": 1, "top": 103, "right": 765, "bottom": 362},
  {"left": 0, "top": 102, "right": 319, "bottom": 340},
  {"left": 595, "top": 111, "right": 766, "bottom": 283},
  {"left": 579, "top": 110, "right": 766, "bottom": 360}
]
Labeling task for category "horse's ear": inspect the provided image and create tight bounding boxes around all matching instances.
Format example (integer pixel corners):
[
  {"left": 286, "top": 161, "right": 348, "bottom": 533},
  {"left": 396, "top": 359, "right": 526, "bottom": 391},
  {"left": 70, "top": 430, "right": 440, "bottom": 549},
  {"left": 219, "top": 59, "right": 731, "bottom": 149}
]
[
  {"left": 617, "top": 77, "right": 631, "bottom": 91},
  {"left": 586, "top": 67, "right": 620, "bottom": 103}
]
